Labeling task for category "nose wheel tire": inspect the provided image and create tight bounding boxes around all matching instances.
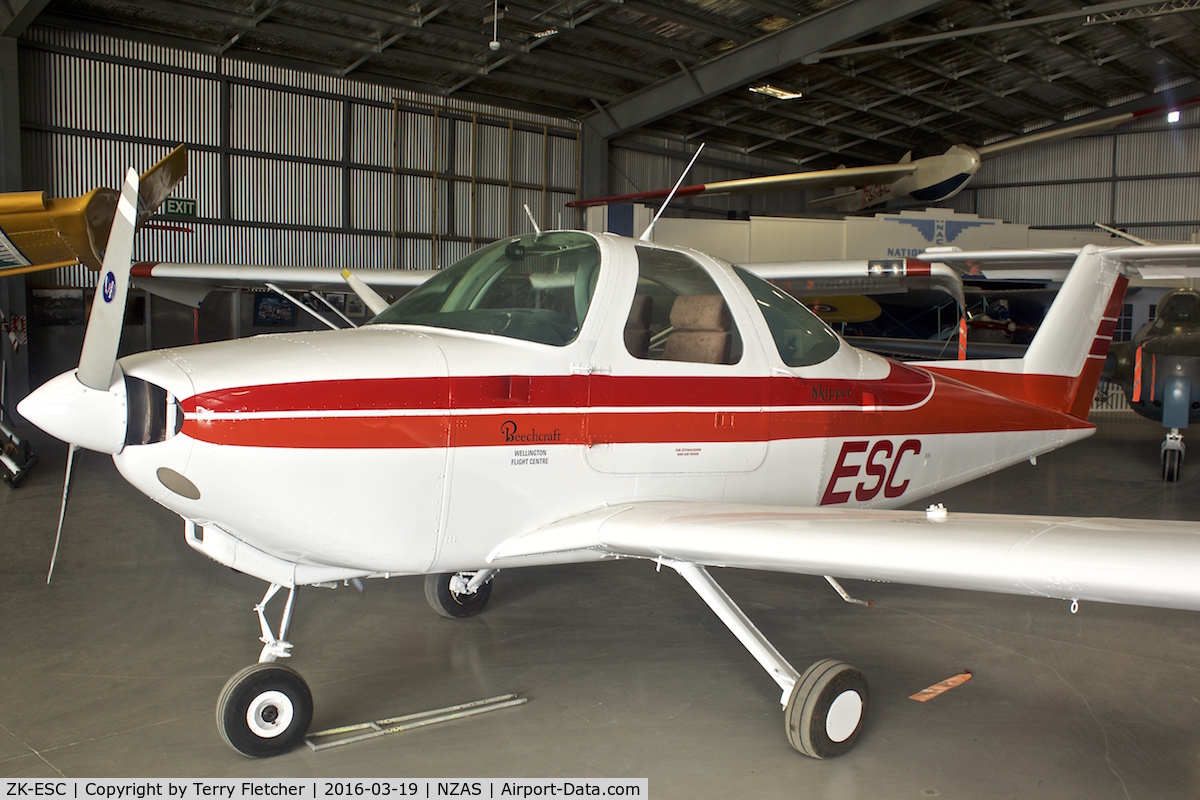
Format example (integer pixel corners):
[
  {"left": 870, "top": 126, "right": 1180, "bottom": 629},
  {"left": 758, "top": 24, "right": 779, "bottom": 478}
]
[
  {"left": 425, "top": 572, "right": 493, "bottom": 618},
  {"left": 785, "top": 659, "right": 869, "bottom": 758},
  {"left": 217, "top": 663, "right": 313, "bottom": 758}
]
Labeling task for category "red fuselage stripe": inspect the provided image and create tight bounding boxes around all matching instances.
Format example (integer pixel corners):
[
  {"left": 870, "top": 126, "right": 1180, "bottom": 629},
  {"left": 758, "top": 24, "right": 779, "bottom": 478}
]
[
  {"left": 179, "top": 365, "right": 1090, "bottom": 449},
  {"left": 181, "top": 367, "right": 937, "bottom": 415}
]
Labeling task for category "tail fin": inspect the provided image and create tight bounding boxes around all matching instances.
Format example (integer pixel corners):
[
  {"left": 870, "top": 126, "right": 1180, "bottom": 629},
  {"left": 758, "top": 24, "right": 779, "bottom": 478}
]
[{"left": 921, "top": 245, "right": 1128, "bottom": 419}]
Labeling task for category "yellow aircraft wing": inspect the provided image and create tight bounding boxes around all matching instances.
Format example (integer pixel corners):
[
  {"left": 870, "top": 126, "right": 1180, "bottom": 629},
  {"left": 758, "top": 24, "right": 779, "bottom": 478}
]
[{"left": 0, "top": 144, "right": 187, "bottom": 277}]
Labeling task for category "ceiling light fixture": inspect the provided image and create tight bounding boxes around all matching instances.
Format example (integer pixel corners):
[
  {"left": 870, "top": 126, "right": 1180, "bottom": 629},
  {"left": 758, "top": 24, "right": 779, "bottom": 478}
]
[
  {"left": 1168, "top": 109, "right": 1181, "bottom": 123},
  {"left": 749, "top": 84, "right": 803, "bottom": 101},
  {"left": 489, "top": 0, "right": 500, "bottom": 51}
]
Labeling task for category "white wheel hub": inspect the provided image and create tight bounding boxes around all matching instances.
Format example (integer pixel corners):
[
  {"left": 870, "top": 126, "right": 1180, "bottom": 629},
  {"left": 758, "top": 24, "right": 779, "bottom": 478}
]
[
  {"left": 825, "top": 690, "right": 863, "bottom": 743},
  {"left": 246, "top": 690, "right": 294, "bottom": 738}
]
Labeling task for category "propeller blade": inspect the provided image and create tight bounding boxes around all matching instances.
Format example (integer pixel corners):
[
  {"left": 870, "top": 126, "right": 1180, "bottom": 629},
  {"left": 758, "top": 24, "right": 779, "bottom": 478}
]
[
  {"left": 135, "top": 144, "right": 187, "bottom": 229},
  {"left": 47, "top": 443, "right": 78, "bottom": 584},
  {"left": 341, "top": 269, "right": 390, "bottom": 316},
  {"left": 77, "top": 168, "right": 139, "bottom": 391}
]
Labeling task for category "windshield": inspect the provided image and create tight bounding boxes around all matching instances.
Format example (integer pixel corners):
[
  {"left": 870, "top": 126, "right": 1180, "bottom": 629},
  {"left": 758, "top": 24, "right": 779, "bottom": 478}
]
[{"left": 369, "top": 232, "right": 601, "bottom": 346}]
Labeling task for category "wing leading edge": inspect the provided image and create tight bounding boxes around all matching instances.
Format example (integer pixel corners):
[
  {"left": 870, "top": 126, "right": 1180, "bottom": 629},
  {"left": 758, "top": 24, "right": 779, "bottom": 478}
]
[{"left": 488, "top": 501, "right": 1200, "bottom": 613}]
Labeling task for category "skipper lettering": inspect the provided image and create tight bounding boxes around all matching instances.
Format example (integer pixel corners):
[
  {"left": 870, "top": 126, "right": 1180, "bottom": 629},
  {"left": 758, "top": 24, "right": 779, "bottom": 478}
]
[{"left": 811, "top": 384, "right": 854, "bottom": 403}]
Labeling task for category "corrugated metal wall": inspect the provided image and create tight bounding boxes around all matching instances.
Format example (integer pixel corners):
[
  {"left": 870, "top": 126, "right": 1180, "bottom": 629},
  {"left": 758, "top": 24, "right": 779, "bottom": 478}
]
[
  {"left": 951, "top": 103, "right": 1200, "bottom": 241},
  {"left": 18, "top": 25, "right": 579, "bottom": 287},
  {"left": 609, "top": 134, "right": 811, "bottom": 219}
]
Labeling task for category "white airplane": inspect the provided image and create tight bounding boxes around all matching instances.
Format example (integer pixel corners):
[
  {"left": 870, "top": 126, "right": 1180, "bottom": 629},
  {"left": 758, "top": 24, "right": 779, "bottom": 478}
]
[
  {"left": 18, "top": 169, "right": 1200, "bottom": 761},
  {"left": 567, "top": 102, "right": 1191, "bottom": 212}
]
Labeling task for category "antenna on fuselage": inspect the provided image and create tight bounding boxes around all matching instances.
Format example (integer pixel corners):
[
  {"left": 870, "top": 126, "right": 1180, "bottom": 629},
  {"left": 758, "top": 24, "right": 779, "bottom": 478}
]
[
  {"left": 639, "top": 142, "right": 705, "bottom": 243},
  {"left": 523, "top": 203, "right": 542, "bottom": 238}
]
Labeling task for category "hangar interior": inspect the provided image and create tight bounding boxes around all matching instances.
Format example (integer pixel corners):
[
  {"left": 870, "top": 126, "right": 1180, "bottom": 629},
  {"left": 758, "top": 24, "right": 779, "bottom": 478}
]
[{"left": 2, "top": 0, "right": 1200, "bottom": 794}]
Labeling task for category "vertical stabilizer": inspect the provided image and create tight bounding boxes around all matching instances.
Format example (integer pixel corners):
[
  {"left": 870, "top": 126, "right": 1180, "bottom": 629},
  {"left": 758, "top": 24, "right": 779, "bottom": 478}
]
[{"left": 919, "top": 245, "right": 1128, "bottom": 418}]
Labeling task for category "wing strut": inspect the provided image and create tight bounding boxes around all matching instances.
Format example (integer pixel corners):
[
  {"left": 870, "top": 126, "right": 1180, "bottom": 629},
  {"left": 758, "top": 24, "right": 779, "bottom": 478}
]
[
  {"left": 671, "top": 560, "right": 800, "bottom": 704},
  {"left": 666, "top": 560, "right": 870, "bottom": 758}
]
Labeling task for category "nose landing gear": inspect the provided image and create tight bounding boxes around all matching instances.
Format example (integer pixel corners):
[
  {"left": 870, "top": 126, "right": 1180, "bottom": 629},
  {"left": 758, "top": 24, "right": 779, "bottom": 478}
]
[{"left": 217, "top": 582, "right": 314, "bottom": 758}]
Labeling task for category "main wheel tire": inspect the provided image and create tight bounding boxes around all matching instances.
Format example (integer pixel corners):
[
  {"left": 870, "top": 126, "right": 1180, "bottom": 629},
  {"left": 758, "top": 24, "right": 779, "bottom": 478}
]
[
  {"left": 425, "top": 572, "right": 492, "bottom": 618},
  {"left": 785, "top": 659, "right": 869, "bottom": 758},
  {"left": 217, "top": 663, "right": 313, "bottom": 758},
  {"left": 1164, "top": 449, "right": 1181, "bottom": 482}
]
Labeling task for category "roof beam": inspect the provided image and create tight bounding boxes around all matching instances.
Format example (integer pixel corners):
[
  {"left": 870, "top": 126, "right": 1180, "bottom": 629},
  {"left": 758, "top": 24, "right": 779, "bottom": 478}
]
[
  {"left": 1, "top": 0, "right": 54, "bottom": 37},
  {"left": 580, "top": 0, "right": 953, "bottom": 140}
]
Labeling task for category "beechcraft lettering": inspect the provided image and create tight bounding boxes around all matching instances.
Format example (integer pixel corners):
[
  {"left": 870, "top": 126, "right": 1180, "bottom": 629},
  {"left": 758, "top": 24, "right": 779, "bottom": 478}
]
[
  {"left": 500, "top": 421, "right": 562, "bottom": 444},
  {"left": 821, "top": 438, "right": 922, "bottom": 505}
]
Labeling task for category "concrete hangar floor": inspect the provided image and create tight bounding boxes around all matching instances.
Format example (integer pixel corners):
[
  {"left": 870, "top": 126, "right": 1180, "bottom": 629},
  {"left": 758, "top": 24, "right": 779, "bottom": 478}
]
[{"left": 1, "top": 412, "right": 1198, "bottom": 798}]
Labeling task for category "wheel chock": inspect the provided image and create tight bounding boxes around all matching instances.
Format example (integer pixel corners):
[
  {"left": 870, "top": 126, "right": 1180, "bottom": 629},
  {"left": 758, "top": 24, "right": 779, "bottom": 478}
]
[{"left": 304, "top": 693, "right": 527, "bottom": 751}]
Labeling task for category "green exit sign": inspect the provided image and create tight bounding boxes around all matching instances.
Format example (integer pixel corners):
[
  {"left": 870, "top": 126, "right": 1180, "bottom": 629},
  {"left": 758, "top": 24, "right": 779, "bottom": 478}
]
[{"left": 164, "top": 198, "right": 197, "bottom": 217}]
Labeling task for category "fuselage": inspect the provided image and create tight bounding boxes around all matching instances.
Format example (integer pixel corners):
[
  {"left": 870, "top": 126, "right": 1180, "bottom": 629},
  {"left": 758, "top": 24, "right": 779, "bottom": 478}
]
[
  {"left": 1105, "top": 288, "right": 1200, "bottom": 423},
  {"left": 833, "top": 144, "right": 983, "bottom": 212},
  {"left": 91, "top": 231, "right": 1094, "bottom": 586}
]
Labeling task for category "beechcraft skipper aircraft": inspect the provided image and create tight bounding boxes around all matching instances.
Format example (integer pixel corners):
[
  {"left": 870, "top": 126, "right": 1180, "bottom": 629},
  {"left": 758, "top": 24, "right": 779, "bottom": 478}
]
[{"left": 18, "top": 169, "right": 1200, "bottom": 761}]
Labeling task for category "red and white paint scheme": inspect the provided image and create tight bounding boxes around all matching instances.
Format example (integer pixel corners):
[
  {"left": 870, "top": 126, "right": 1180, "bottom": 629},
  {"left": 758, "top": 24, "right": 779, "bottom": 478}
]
[{"left": 19, "top": 170, "right": 1200, "bottom": 760}]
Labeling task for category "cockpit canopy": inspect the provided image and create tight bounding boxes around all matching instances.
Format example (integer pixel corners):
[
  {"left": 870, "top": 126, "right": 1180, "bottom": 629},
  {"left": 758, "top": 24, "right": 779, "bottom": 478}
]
[{"left": 369, "top": 231, "right": 600, "bottom": 346}]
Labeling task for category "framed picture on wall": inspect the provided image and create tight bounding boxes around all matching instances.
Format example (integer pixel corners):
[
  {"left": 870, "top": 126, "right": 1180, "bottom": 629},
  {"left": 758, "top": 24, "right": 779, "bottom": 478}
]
[{"left": 253, "top": 293, "right": 296, "bottom": 326}]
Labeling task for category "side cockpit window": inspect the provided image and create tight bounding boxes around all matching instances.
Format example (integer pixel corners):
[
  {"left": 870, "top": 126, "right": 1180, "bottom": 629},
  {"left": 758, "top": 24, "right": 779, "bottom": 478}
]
[
  {"left": 1164, "top": 295, "right": 1200, "bottom": 324},
  {"left": 626, "top": 247, "right": 742, "bottom": 365},
  {"left": 733, "top": 265, "right": 841, "bottom": 367}
]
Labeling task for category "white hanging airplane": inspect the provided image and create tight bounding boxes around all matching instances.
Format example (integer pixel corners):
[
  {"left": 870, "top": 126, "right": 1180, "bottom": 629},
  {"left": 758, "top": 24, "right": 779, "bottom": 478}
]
[
  {"left": 567, "top": 101, "right": 1193, "bottom": 213},
  {"left": 18, "top": 169, "right": 1200, "bottom": 760}
]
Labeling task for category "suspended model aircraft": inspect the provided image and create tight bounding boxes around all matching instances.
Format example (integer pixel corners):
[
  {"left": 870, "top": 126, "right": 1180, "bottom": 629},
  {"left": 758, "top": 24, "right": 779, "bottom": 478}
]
[
  {"left": 0, "top": 144, "right": 187, "bottom": 277},
  {"left": 19, "top": 169, "right": 1200, "bottom": 761},
  {"left": 568, "top": 103, "right": 1188, "bottom": 212}
]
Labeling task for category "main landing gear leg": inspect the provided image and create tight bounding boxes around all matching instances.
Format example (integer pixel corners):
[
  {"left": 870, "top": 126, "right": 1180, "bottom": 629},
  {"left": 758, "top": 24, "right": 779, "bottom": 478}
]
[
  {"left": 1162, "top": 429, "right": 1184, "bottom": 482},
  {"left": 1161, "top": 375, "right": 1189, "bottom": 482},
  {"left": 217, "top": 583, "right": 314, "bottom": 758},
  {"left": 668, "top": 561, "right": 869, "bottom": 758}
]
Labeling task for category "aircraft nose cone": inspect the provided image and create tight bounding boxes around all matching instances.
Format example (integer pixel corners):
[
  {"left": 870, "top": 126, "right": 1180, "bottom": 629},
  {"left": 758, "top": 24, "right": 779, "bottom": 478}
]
[{"left": 18, "top": 367, "right": 128, "bottom": 454}]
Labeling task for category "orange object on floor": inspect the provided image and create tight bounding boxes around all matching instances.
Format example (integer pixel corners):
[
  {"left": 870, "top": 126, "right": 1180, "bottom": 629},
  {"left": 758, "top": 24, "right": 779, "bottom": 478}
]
[{"left": 909, "top": 671, "right": 972, "bottom": 702}]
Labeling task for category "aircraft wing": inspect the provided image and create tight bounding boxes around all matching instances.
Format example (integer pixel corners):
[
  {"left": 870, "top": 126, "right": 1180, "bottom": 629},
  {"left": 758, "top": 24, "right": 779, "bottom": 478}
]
[
  {"left": 845, "top": 335, "right": 1026, "bottom": 361},
  {"left": 744, "top": 257, "right": 966, "bottom": 312},
  {"left": 922, "top": 245, "right": 1200, "bottom": 280},
  {"left": 488, "top": 501, "right": 1200, "bottom": 613},
  {"left": 974, "top": 99, "right": 1199, "bottom": 160},
  {"left": 565, "top": 163, "right": 917, "bottom": 209},
  {"left": 130, "top": 262, "right": 438, "bottom": 307},
  {"left": 0, "top": 144, "right": 188, "bottom": 278}
]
